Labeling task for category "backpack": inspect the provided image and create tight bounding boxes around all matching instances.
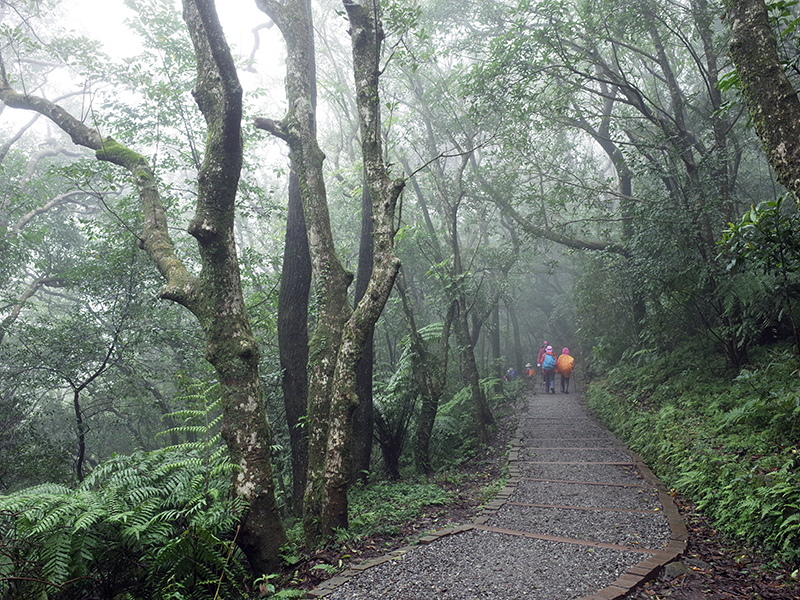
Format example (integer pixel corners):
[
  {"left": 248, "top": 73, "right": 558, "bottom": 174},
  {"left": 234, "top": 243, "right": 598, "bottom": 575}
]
[{"left": 542, "top": 353, "right": 556, "bottom": 371}]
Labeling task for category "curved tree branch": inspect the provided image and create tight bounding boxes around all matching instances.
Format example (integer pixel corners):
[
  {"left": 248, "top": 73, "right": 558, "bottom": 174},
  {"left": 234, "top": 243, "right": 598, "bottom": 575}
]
[{"left": 0, "top": 63, "right": 195, "bottom": 306}]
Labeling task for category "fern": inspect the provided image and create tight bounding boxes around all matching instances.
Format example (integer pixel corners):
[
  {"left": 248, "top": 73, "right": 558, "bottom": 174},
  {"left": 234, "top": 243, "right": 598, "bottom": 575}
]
[
  {"left": 41, "top": 532, "right": 72, "bottom": 585},
  {"left": 588, "top": 346, "right": 800, "bottom": 563},
  {"left": 0, "top": 381, "right": 250, "bottom": 600}
]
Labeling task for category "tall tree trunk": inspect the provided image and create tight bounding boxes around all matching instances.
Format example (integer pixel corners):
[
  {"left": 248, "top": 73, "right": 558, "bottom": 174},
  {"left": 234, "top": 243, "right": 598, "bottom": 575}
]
[
  {"left": 351, "top": 178, "right": 374, "bottom": 483},
  {"left": 317, "top": 0, "right": 404, "bottom": 536},
  {"left": 255, "top": 0, "right": 403, "bottom": 542},
  {"left": 724, "top": 0, "right": 800, "bottom": 206},
  {"left": 181, "top": 0, "right": 287, "bottom": 572},
  {"left": 278, "top": 167, "right": 311, "bottom": 516},
  {"left": 254, "top": 0, "right": 353, "bottom": 544}
]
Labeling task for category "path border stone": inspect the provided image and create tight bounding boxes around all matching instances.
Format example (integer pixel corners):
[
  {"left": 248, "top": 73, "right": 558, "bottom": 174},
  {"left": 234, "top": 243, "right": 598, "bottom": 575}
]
[{"left": 305, "top": 397, "right": 687, "bottom": 599}]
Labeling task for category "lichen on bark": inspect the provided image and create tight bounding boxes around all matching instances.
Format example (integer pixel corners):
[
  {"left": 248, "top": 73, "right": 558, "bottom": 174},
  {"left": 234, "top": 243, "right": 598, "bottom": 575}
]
[{"left": 724, "top": 0, "right": 800, "bottom": 206}]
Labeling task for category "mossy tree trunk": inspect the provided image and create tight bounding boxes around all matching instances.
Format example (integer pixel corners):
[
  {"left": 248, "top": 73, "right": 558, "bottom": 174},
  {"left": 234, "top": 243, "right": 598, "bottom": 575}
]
[
  {"left": 319, "top": 0, "right": 404, "bottom": 535},
  {"left": 724, "top": 0, "right": 800, "bottom": 206},
  {"left": 255, "top": 0, "right": 402, "bottom": 543},
  {"left": 723, "top": 0, "right": 800, "bottom": 359},
  {"left": 254, "top": 0, "right": 353, "bottom": 544},
  {"left": 1, "top": 0, "right": 287, "bottom": 575}
]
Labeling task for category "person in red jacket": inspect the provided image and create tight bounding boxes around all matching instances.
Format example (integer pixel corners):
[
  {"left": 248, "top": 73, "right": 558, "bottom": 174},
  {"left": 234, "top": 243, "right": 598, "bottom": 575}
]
[{"left": 556, "top": 347, "right": 575, "bottom": 393}]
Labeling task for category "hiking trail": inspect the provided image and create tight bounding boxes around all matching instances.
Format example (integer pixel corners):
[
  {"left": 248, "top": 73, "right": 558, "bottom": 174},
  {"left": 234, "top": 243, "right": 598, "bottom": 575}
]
[{"left": 309, "top": 389, "right": 686, "bottom": 600}]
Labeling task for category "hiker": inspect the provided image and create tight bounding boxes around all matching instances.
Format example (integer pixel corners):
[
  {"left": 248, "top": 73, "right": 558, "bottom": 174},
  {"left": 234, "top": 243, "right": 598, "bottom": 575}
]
[
  {"left": 524, "top": 362, "right": 536, "bottom": 393},
  {"left": 541, "top": 345, "right": 557, "bottom": 394},
  {"left": 506, "top": 366, "right": 516, "bottom": 381},
  {"left": 556, "top": 347, "right": 575, "bottom": 393},
  {"left": 536, "top": 340, "right": 549, "bottom": 384}
]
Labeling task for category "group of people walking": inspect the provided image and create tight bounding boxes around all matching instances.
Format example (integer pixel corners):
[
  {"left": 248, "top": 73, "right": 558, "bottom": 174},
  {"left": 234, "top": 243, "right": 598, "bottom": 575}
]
[
  {"left": 506, "top": 340, "right": 576, "bottom": 394},
  {"left": 532, "top": 341, "right": 574, "bottom": 394}
]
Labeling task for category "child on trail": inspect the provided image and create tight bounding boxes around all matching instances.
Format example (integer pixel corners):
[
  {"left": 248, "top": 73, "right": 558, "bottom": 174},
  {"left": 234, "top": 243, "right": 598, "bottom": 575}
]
[
  {"left": 541, "top": 345, "right": 557, "bottom": 394},
  {"left": 524, "top": 363, "right": 536, "bottom": 393},
  {"left": 556, "top": 347, "right": 575, "bottom": 393}
]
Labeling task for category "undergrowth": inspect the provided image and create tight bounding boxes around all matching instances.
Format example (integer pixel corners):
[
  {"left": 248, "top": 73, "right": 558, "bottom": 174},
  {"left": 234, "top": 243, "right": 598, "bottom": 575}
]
[
  {"left": 346, "top": 480, "right": 453, "bottom": 540},
  {"left": 0, "top": 377, "right": 519, "bottom": 599},
  {"left": 0, "top": 384, "right": 250, "bottom": 600},
  {"left": 587, "top": 342, "right": 800, "bottom": 564}
]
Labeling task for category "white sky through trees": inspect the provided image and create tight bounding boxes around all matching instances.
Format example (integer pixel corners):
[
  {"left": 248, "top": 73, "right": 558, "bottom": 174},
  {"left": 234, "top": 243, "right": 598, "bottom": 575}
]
[
  {"left": 67, "top": 0, "right": 272, "bottom": 58},
  {"left": 4, "top": 0, "right": 289, "bottom": 153}
]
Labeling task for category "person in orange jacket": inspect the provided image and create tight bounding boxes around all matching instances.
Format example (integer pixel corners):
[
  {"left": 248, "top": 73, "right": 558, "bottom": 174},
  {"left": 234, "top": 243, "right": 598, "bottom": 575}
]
[
  {"left": 556, "top": 347, "right": 575, "bottom": 393},
  {"left": 523, "top": 363, "right": 537, "bottom": 393}
]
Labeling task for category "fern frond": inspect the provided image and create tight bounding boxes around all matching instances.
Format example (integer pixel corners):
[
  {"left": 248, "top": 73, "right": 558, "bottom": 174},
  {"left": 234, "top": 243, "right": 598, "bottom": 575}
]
[{"left": 40, "top": 530, "right": 72, "bottom": 585}]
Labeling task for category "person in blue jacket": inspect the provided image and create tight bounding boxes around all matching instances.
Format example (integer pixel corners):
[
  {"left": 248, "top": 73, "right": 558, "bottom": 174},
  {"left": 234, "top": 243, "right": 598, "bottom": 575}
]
[{"left": 541, "top": 345, "right": 557, "bottom": 394}]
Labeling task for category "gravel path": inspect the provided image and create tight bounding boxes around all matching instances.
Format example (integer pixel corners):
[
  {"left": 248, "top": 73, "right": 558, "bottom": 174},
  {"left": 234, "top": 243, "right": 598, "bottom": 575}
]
[{"left": 311, "top": 391, "right": 686, "bottom": 600}]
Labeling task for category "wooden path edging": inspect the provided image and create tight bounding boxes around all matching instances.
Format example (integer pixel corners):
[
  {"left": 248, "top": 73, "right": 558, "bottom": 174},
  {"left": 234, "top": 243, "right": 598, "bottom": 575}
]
[{"left": 306, "top": 399, "right": 687, "bottom": 599}]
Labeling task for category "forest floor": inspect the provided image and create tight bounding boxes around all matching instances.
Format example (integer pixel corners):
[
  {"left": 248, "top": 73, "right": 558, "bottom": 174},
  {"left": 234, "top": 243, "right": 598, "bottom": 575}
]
[
  {"left": 285, "top": 393, "right": 799, "bottom": 599},
  {"left": 625, "top": 495, "right": 799, "bottom": 600}
]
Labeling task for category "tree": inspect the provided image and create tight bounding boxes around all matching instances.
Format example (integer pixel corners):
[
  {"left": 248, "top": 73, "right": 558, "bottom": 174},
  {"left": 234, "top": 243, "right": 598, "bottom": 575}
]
[
  {"left": 254, "top": 0, "right": 403, "bottom": 541},
  {"left": 448, "top": 153, "right": 495, "bottom": 443},
  {"left": 254, "top": 0, "right": 353, "bottom": 543},
  {"left": 352, "top": 178, "right": 376, "bottom": 483},
  {"left": 724, "top": 0, "right": 800, "bottom": 205},
  {"left": 19, "top": 268, "right": 135, "bottom": 481},
  {"left": 316, "top": 0, "right": 405, "bottom": 536},
  {"left": 464, "top": 0, "right": 769, "bottom": 368},
  {"left": 0, "top": 0, "right": 286, "bottom": 573},
  {"left": 718, "top": 0, "right": 800, "bottom": 355},
  {"left": 393, "top": 66, "right": 500, "bottom": 443},
  {"left": 277, "top": 169, "right": 311, "bottom": 516},
  {"left": 396, "top": 268, "right": 456, "bottom": 474}
]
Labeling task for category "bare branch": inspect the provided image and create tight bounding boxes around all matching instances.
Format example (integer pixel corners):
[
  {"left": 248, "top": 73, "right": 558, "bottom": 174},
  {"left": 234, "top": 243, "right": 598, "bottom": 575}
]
[{"left": 12, "top": 190, "right": 96, "bottom": 234}]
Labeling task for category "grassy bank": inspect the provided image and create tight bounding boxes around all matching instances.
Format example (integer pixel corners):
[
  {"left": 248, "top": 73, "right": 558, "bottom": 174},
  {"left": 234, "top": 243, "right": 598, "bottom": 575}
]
[{"left": 586, "top": 342, "right": 800, "bottom": 565}]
